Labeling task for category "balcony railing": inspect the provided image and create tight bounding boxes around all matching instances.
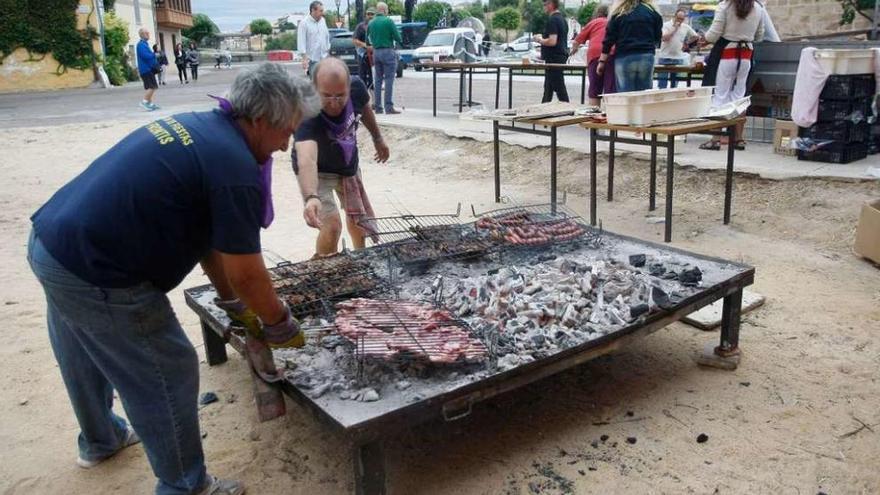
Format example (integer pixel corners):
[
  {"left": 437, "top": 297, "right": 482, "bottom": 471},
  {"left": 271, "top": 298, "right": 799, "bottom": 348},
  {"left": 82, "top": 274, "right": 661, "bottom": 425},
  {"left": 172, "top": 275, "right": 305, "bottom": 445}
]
[{"left": 155, "top": 0, "right": 193, "bottom": 29}]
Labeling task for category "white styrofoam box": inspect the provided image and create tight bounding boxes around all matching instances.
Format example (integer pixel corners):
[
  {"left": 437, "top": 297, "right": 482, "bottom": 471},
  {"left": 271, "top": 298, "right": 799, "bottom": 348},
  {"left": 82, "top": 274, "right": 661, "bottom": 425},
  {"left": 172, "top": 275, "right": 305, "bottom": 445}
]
[
  {"left": 814, "top": 49, "right": 875, "bottom": 75},
  {"left": 604, "top": 87, "right": 715, "bottom": 125}
]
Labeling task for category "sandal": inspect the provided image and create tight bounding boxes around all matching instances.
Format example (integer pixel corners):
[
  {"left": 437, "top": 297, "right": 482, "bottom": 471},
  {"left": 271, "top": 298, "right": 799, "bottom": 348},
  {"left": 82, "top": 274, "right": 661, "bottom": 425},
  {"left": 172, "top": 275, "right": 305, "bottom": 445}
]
[
  {"left": 735, "top": 140, "right": 746, "bottom": 150},
  {"left": 699, "top": 140, "right": 721, "bottom": 151}
]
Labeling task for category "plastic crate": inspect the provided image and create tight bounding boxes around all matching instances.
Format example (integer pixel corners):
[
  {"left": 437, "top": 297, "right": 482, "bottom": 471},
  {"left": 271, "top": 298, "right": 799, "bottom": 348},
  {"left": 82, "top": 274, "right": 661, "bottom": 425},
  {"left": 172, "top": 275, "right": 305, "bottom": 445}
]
[
  {"left": 799, "top": 121, "right": 869, "bottom": 143},
  {"left": 814, "top": 49, "right": 875, "bottom": 75},
  {"left": 868, "top": 141, "right": 879, "bottom": 155},
  {"left": 817, "top": 98, "right": 872, "bottom": 122},
  {"left": 797, "top": 142, "right": 868, "bottom": 164},
  {"left": 603, "top": 87, "right": 715, "bottom": 125},
  {"left": 819, "top": 74, "right": 877, "bottom": 100}
]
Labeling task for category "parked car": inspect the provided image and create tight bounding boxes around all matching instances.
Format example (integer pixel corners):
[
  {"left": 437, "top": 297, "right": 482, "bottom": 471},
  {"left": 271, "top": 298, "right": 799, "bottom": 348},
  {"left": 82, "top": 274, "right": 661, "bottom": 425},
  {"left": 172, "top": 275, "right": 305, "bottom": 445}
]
[
  {"left": 328, "top": 31, "right": 358, "bottom": 75},
  {"left": 500, "top": 35, "right": 534, "bottom": 52},
  {"left": 413, "top": 27, "right": 479, "bottom": 69},
  {"left": 396, "top": 21, "right": 429, "bottom": 76}
]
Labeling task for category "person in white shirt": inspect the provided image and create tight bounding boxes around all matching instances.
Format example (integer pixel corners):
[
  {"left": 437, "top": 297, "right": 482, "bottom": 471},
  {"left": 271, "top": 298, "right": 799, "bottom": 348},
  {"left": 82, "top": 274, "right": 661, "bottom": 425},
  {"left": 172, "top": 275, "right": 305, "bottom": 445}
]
[
  {"left": 298, "top": 1, "right": 331, "bottom": 76},
  {"left": 657, "top": 8, "right": 698, "bottom": 88}
]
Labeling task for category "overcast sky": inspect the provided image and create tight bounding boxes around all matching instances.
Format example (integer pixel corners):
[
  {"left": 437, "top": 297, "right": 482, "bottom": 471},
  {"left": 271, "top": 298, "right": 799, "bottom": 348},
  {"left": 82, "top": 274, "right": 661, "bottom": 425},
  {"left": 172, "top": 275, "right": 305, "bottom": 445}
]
[{"left": 192, "top": 0, "right": 317, "bottom": 32}]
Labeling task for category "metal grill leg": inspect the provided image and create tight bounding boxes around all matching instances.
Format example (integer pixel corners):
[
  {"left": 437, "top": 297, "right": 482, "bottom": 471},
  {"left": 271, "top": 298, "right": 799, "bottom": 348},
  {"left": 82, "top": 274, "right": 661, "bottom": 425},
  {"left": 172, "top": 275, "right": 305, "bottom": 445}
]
[
  {"left": 649, "top": 134, "right": 657, "bottom": 211},
  {"left": 432, "top": 69, "right": 437, "bottom": 117},
  {"left": 494, "top": 120, "right": 501, "bottom": 203},
  {"left": 717, "top": 289, "right": 742, "bottom": 356},
  {"left": 724, "top": 125, "right": 736, "bottom": 224},
  {"left": 354, "top": 441, "right": 386, "bottom": 495},
  {"left": 607, "top": 131, "right": 616, "bottom": 202},
  {"left": 550, "top": 127, "right": 557, "bottom": 214},
  {"left": 508, "top": 69, "right": 513, "bottom": 109},
  {"left": 201, "top": 320, "right": 227, "bottom": 366},
  {"left": 495, "top": 68, "right": 500, "bottom": 109},
  {"left": 589, "top": 129, "right": 597, "bottom": 226},
  {"left": 664, "top": 135, "right": 675, "bottom": 243}
]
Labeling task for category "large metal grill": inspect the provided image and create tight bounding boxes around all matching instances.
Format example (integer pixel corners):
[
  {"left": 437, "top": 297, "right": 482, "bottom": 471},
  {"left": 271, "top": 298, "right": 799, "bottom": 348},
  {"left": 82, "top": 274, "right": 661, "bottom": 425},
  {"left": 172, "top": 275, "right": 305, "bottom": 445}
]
[
  {"left": 334, "top": 298, "right": 488, "bottom": 366},
  {"left": 359, "top": 204, "right": 464, "bottom": 245},
  {"left": 472, "top": 203, "right": 602, "bottom": 251},
  {"left": 269, "top": 253, "right": 389, "bottom": 317}
]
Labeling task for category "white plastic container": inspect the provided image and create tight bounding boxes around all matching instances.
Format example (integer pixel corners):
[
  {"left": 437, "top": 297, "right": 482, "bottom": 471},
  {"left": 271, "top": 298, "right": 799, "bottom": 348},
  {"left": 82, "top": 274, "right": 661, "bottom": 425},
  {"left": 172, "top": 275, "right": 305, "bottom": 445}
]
[
  {"left": 814, "top": 49, "right": 875, "bottom": 75},
  {"left": 603, "top": 87, "right": 714, "bottom": 126}
]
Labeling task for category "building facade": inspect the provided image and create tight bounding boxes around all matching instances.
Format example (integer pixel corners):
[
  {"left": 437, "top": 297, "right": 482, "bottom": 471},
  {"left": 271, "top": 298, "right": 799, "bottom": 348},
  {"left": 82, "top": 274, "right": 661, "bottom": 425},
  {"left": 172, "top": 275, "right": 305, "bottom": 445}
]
[{"left": 154, "top": 0, "right": 193, "bottom": 52}]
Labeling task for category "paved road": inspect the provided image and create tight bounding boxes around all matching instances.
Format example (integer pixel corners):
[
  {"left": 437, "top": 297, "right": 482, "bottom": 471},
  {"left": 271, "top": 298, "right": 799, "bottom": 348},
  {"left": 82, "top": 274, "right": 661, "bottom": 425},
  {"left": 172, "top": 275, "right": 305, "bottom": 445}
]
[{"left": 0, "top": 62, "right": 586, "bottom": 129}]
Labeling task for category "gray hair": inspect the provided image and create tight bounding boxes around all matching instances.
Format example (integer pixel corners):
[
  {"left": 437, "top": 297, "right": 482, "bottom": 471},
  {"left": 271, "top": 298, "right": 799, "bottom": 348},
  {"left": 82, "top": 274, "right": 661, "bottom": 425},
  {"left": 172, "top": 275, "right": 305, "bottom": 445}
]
[
  {"left": 311, "top": 57, "right": 350, "bottom": 83},
  {"left": 227, "top": 62, "right": 321, "bottom": 128},
  {"left": 376, "top": 2, "right": 388, "bottom": 14},
  {"left": 138, "top": 28, "right": 149, "bottom": 39}
]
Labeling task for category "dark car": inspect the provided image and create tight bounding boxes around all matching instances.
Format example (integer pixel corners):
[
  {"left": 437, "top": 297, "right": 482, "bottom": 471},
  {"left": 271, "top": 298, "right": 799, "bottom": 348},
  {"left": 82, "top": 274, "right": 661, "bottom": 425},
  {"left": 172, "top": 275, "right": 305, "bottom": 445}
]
[{"left": 328, "top": 31, "right": 359, "bottom": 75}]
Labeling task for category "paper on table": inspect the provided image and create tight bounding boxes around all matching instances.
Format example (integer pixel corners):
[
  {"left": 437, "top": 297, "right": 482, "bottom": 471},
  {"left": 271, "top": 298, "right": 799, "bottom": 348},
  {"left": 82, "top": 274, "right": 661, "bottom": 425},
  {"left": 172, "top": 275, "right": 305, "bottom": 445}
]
[{"left": 703, "top": 96, "right": 751, "bottom": 120}]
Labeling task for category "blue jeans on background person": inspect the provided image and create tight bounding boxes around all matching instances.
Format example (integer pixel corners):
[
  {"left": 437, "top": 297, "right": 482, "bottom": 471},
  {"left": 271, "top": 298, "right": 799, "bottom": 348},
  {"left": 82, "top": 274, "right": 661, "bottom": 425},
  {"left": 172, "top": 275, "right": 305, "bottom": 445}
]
[
  {"left": 614, "top": 52, "right": 656, "bottom": 92},
  {"left": 27, "top": 230, "right": 207, "bottom": 495},
  {"left": 373, "top": 48, "right": 398, "bottom": 113},
  {"left": 656, "top": 57, "right": 683, "bottom": 89}
]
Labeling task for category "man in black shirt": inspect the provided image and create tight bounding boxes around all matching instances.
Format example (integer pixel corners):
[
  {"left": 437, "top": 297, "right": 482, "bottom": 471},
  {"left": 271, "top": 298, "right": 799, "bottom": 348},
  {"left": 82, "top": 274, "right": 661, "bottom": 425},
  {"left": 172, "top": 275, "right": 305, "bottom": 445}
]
[
  {"left": 533, "top": 0, "right": 569, "bottom": 103},
  {"left": 293, "top": 58, "right": 390, "bottom": 255},
  {"left": 353, "top": 8, "right": 375, "bottom": 89}
]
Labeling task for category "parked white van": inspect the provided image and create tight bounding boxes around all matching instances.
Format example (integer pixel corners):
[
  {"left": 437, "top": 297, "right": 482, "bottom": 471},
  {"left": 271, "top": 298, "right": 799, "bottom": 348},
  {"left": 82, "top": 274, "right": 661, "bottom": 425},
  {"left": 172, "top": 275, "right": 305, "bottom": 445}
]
[{"left": 413, "top": 27, "right": 479, "bottom": 68}]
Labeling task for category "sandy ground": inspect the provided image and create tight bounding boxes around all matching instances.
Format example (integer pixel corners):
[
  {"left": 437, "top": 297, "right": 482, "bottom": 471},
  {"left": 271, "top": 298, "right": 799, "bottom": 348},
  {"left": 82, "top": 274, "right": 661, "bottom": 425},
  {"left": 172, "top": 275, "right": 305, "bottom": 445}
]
[{"left": 1, "top": 120, "right": 879, "bottom": 495}]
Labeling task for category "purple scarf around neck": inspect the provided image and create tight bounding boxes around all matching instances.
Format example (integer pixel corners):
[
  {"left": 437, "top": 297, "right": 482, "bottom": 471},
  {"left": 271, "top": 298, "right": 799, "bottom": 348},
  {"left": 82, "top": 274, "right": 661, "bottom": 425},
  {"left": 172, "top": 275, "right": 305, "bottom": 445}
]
[
  {"left": 320, "top": 98, "right": 357, "bottom": 165},
  {"left": 209, "top": 94, "right": 274, "bottom": 228}
]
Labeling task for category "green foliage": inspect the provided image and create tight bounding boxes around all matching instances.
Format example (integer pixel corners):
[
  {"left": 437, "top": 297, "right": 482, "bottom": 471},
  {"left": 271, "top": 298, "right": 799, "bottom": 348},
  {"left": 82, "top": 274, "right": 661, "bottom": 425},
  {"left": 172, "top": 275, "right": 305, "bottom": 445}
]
[
  {"left": 413, "top": 1, "right": 452, "bottom": 29},
  {"left": 249, "top": 18, "right": 273, "bottom": 36},
  {"left": 576, "top": 2, "right": 597, "bottom": 25},
  {"left": 325, "top": 11, "right": 339, "bottom": 27},
  {"left": 492, "top": 6, "right": 520, "bottom": 39},
  {"left": 522, "top": 0, "right": 548, "bottom": 34},
  {"left": 0, "top": 0, "right": 96, "bottom": 73},
  {"left": 102, "top": 11, "right": 129, "bottom": 85},
  {"left": 182, "top": 13, "right": 219, "bottom": 44},
  {"left": 266, "top": 32, "right": 297, "bottom": 51},
  {"left": 278, "top": 20, "right": 296, "bottom": 32},
  {"left": 462, "top": 2, "right": 485, "bottom": 20},
  {"left": 366, "top": 0, "right": 405, "bottom": 16},
  {"left": 839, "top": 0, "right": 876, "bottom": 25},
  {"left": 104, "top": 0, "right": 116, "bottom": 10},
  {"left": 489, "top": 0, "right": 518, "bottom": 10}
]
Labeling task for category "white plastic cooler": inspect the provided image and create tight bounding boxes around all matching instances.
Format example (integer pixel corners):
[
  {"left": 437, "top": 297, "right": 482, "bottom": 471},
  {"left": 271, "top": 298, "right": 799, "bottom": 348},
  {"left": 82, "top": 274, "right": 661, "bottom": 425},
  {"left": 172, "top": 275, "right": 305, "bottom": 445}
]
[{"left": 603, "top": 87, "right": 715, "bottom": 126}]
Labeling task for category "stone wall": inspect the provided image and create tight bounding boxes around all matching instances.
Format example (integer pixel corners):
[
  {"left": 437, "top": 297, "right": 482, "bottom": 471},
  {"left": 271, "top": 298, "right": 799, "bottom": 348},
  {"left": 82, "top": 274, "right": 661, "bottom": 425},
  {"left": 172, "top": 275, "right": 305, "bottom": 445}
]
[{"left": 763, "top": 0, "right": 872, "bottom": 39}]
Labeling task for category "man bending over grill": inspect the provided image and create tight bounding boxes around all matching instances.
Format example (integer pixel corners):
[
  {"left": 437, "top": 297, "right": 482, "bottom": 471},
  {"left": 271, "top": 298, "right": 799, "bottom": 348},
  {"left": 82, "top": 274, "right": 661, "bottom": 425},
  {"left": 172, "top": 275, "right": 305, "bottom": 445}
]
[
  {"left": 28, "top": 63, "right": 321, "bottom": 495},
  {"left": 293, "top": 57, "right": 390, "bottom": 255}
]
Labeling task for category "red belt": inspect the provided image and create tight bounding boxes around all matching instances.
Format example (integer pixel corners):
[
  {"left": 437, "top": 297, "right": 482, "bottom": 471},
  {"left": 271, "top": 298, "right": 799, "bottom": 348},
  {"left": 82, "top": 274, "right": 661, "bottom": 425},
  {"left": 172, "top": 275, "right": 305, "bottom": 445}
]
[{"left": 721, "top": 47, "right": 752, "bottom": 60}]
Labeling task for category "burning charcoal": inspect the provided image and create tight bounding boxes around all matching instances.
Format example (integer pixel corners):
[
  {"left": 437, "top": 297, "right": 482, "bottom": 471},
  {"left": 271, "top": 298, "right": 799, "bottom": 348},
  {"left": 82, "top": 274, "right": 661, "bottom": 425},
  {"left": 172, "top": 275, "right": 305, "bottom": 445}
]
[
  {"left": 651, "top": 287, "right": 673, "bottom": 310},
  {"left": 339, "top": 390, "right": 351, "bottom": 400},
  {"left": 647, "top": 263, "right": 666, "bottom": 277},
  {"left": 677, "top": 266, "right": 702, "bottom": 286},
  {"left": 561, "top": 304, "right": 579, "bottom": 327},
  {"left": 628, "top": 254, "right": 647, "bottom": 267},
  {"left": 629, "top": 304, "right": 649, "bottom": 319},
  {"left": 626, "top": 437, "right": 637, "bottom": 445},
  {"left": 537, "top": 253, "right": 557, "bottom": 263},
  {"left": 530, "top": 334, "right": 546, "bottom": 347},
  {"left": 309, "top": 383, "right": 332, "bottom": 399},
  {"left": 696, "top": 433, "right": 709, "bottom": 443}
]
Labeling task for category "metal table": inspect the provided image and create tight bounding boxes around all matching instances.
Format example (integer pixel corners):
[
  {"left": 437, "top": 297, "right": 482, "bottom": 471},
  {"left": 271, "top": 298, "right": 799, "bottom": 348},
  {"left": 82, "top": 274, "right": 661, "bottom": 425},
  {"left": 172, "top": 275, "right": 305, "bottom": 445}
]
[
  {"left": 184, "top": 229, "right": 753, "bottom": 495},
  {"left": 581, "top": 117, "right": 745, "bottom": 243},
  {"left": 419, "top": 61, "right": 589, "bottom": 117},
  {"left": 652, "top": 65, "right": 705, "bottom": 87},
  {"left": 491, "top": 113, "right": 596, "bottom": 213}
]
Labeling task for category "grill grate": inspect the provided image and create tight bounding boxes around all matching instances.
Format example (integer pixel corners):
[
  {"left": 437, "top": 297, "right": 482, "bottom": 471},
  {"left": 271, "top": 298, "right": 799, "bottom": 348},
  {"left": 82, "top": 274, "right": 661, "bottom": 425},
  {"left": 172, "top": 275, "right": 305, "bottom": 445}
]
[
  {"left": 472, "top": 203, "right": 602, "bottom": 250},
  {"left": 334, "top": 298, "right": 488, "bottom": 366},
  {"left": 269, "top": 253, "right": 390, "bottom": 317},
  {"left": 358, "top": 205, "right": 463, "bottom": 245}
]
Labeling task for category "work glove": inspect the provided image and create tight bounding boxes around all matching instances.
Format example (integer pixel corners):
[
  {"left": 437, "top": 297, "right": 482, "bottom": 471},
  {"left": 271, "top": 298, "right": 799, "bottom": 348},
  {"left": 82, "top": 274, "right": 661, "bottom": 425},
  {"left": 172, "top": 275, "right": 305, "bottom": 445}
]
[
  {"left": 262, "top": 303, "right": 306, "bottom": 349},
  {"left": 214, "top": 298, "right": 261, "bottom": 337}
]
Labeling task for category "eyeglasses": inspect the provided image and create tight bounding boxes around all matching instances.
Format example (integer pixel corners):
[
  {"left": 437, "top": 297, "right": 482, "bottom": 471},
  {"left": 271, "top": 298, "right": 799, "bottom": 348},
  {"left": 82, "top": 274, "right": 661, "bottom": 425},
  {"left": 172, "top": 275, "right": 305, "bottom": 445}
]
[{"left": 321, "top": 95, "right": 347, "bottom": 103}]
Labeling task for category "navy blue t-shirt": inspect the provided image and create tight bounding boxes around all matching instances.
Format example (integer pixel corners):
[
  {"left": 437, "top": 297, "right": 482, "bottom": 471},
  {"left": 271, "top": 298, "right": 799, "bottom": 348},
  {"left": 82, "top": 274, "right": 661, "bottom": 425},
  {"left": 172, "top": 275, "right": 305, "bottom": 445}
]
[
  {"left": 31, "top": 110, "right": 264, "bottom": 292},
  {"left": 293, "top": 76, "right": 370, "bottom": 177}
]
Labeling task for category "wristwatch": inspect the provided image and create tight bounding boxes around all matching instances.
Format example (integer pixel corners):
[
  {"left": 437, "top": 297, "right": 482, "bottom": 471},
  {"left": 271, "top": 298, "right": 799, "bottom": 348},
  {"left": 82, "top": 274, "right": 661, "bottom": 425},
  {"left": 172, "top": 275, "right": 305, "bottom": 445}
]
[{"left": 304, "top": 193, "right": 320, "bottom": 204}]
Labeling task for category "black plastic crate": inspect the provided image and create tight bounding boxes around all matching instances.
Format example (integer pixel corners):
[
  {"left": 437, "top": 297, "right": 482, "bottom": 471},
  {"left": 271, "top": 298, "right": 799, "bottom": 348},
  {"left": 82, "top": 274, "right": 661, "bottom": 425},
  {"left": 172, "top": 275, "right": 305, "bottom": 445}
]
[
  {"left": 817, "top": 98, "right": 873, "bottom": 122},
  {"left": 868, "top": 141, "right": 879, "bottom": 155},
  {"left": 819, "top": 74, "right": 876, "bottom": 100},
  {"left": 799, "top": 121, "right": 869, "bottom": 143},
  {"left": 797, "top": 142, "right": 868, "bottom": 164}
]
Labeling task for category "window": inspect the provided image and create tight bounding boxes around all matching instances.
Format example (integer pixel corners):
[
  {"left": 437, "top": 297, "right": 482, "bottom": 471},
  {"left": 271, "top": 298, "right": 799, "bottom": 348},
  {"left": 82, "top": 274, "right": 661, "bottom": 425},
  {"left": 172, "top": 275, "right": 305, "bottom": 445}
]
[
  {"left": 134, "top": 0, "right": 141, "bottom": 24},
  {"left": 159, "top": 33, "right": 165, "bottom": 52}
]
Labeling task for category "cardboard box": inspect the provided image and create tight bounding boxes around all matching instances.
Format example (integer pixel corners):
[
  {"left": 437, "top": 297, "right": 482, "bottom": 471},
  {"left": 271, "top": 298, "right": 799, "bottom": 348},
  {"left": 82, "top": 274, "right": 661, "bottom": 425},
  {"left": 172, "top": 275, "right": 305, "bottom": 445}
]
[
  {"left": 854, "top": 199, "right": 880, "bottom": 265},
  {"left": 773, "top": 119, "right": 799, "bottom": 156}
]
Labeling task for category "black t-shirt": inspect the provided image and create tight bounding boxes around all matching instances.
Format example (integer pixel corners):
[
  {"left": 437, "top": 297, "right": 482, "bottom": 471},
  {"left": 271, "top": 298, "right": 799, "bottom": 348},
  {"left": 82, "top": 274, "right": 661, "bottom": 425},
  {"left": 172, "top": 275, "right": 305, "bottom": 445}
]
[
  {"left": 542, "top": 12, "right": 569, "bottom": 62},
  {"left": 354, "top": 22, "right": 368, "bottom": 44},
  {"left": 293, "top": 76, "right": 370, "bottom": 176},
  {"left": 31, "top": 110, "right": 264, "bottom": 292}
]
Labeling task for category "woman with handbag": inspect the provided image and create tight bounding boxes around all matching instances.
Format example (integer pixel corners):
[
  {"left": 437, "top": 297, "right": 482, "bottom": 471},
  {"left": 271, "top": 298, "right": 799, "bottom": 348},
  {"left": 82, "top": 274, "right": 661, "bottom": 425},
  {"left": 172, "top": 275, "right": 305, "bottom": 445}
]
[
  {"left": 186, "top": 43, "right": 200, "bottom": 82},
  {"left": 173, "top": 43, "right": 188, "bottom": 84}
]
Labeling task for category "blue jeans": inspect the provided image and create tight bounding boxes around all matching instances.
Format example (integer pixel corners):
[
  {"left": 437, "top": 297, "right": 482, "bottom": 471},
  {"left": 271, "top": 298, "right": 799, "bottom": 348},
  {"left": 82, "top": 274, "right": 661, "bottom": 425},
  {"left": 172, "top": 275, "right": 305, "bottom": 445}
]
[
  {"left": 27, "top": 230, "right": 206, "bottom": 495},
  {"left": 656, "top": 57, "right": 683, "bottom": 89},
  {"left": 615, "top": 52, "right": 655, "bottom": 92},
  {"left": 373, "top": 48, "right": 397, "bottom": 112}
]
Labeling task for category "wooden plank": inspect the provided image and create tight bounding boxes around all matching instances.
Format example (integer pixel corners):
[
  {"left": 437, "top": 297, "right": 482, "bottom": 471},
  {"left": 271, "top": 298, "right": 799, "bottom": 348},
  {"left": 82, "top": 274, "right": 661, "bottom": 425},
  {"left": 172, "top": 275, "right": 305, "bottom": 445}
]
[
  {"left": 523, "top": 114, "right": 596, "bottom": 127},
  {"left": 653, "top": 65, "right": 704, "bottom": 74},
  {"left": 580, "top": 117, "right": 745, "bottom": 136}
]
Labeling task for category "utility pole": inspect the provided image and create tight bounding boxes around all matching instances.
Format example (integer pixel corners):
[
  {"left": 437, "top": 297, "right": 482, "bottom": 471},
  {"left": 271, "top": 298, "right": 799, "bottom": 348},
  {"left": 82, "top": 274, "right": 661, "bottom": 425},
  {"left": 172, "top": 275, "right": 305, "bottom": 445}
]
[{"left": 872, "top": 0, "right": 879, "bottom": 40}]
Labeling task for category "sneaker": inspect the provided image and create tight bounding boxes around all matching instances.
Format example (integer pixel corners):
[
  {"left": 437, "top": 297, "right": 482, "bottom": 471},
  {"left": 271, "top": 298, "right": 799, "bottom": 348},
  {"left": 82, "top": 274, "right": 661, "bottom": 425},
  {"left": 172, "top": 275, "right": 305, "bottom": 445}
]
[
  {"left": 148, "top": 102, "right": 161, "bottom": 110},
  {"left": 385, "top": 108, "right": 402, "bottom": 115},
  {"left": 373, "top": 107, "right": 383, "bottom": 114},
  {"left": 76, "top": 427, "right": 141, "bottom": 469},
  {"left": 140, "top": 101, "right": 154, "bottom": 111},
  {"left": 197, "top": 475, "right": 245, "bottom": 495}
]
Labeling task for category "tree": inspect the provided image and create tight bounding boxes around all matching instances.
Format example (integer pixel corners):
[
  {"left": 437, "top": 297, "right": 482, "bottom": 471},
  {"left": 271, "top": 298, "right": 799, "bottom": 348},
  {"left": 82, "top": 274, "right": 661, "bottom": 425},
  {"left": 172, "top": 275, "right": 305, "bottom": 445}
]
[
  {"left": 250, "top": 18, "right": 273, "bottom": 36},
  {"left": 182, "top": 13, "right": 219, "bottom": 45},
  {"left": 838, "top": 0, "right": 877, "bottom": 27},
  {"left": 413, "top": 1, "right": 451, "bottom": 29},
  {"left": 492, "top": 6, "right": 520, "bottom": 42},
  {"left": 266, "top": 32, "right": 297, "bottom": 51},
  {"left": 489, "top": 0, "right": 518, "bottom": 10},
  {"left": 522, "top": 0, "right": 547, "bottom": 35},
  {"left": 576, "top": 2, "right": 597, "bottom": 25},
  {"left": 366, "top": 0, "right": 405, "bottom": 16},
  {"left": 278, "top": 20, "right": 296, "bottom": 32}
]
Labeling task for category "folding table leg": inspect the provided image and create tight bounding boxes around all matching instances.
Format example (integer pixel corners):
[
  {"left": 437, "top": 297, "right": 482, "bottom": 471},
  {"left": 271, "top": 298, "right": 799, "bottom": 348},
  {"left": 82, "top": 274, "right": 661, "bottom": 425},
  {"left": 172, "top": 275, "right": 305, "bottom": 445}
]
[
  {"left": 649, "top": 134, "right": 658, "bottom": 211},
  {"left": 458, "top": 69, "right": 464, "bottom": 112},
  {"left": 607, "top": 131, "right": 616, "bottom": 201},
  {"left": 508, "top": 69, "right": 513, "bottom": 108},
  {"left": 468, "top": 67, "right": 474, "bottom": 105},
  {"left": 580, "top": 68, "right": 586, "bottom": 104},
  {"left": 201, "top": 320, "right": 227, "bottom": 366},
  {"left": 494, "top": 120, "right": 501, "bottom": 203},
  {"left": 432, "top": 69, "right": 437, "bottom": 117},
  {"left": 495, "top": 68, "right": 500, "bottom": 109},
  {"left": 354, "top": 440, "right": 386, "bottom": 495},
  {"left": 717, "top": 289, "right": 743, "bottom": 357},
  {"left": 550, "top": 127, "right": 557, "bottom": 214},
  {"left": 724, "top": 125, "right": 736, "bottom": 224},
  {"left": 664, "top": 134, "right": 675, "bottom": 242},
  {"left": 589, "top": 129, "right": 597, "bottom": 226}
]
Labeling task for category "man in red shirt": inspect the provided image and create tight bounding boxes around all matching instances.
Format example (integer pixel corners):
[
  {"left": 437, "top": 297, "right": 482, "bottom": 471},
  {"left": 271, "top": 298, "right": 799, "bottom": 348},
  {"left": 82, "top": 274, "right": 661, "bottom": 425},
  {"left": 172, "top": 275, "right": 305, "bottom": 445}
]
[{"left": 571, "top": 4, "right": 616, "bottom": 106}]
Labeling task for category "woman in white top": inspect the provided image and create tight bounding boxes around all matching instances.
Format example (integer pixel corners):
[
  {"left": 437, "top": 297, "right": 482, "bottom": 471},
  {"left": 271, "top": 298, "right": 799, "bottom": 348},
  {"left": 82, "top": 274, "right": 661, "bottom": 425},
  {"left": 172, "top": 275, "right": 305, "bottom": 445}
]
[{"left": 700, "top": 0, "right": 764, "bottom": 150}]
